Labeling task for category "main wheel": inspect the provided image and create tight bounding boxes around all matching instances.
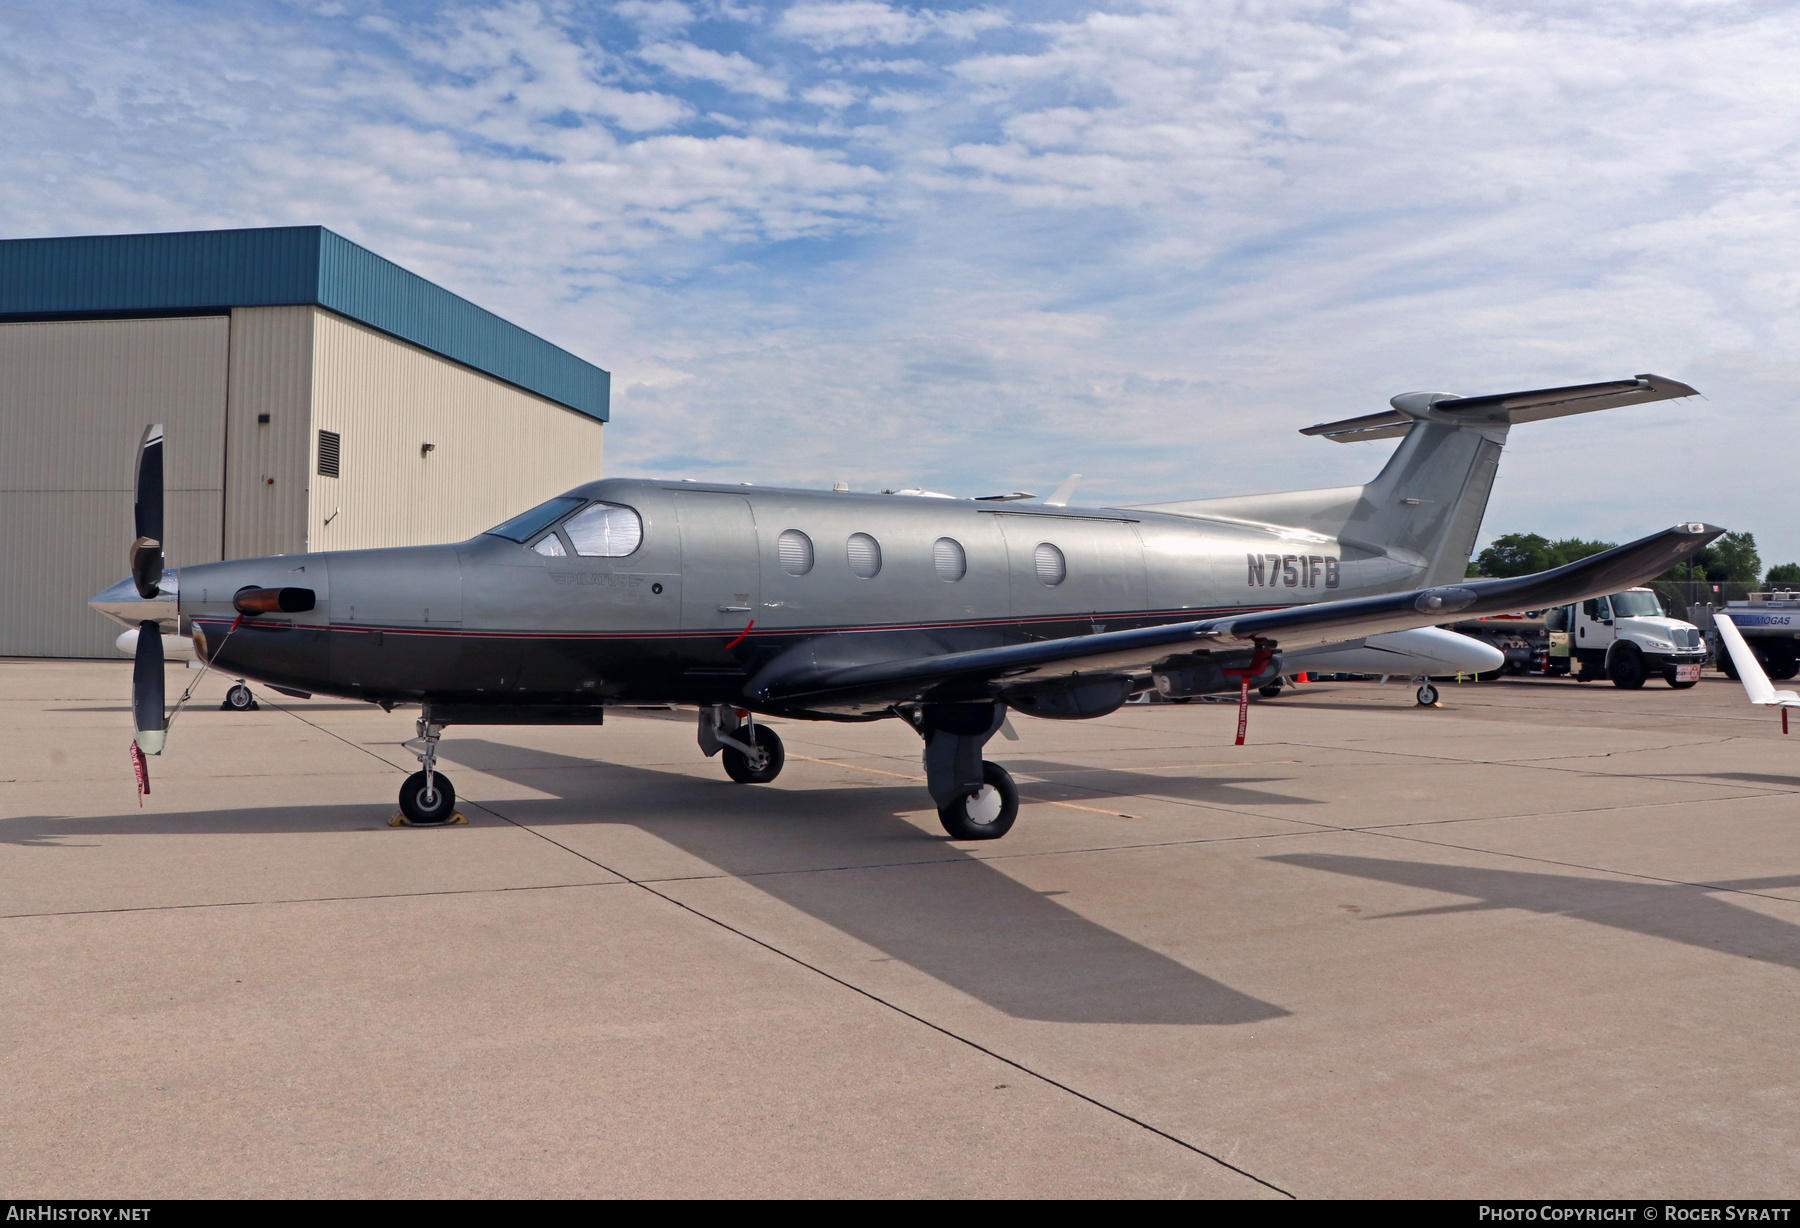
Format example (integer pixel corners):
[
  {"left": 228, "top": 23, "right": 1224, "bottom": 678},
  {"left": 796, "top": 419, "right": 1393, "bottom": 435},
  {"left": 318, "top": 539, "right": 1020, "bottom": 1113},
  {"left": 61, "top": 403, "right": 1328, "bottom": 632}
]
[
  {"left": 1665, "top": 669, "right": 1698, "bottom": 690},
  {"left": 1714, "top": 643, "right": 1739, "bottom": 679},
  {"left": 1766, "top": 651, "right": 1800, "bottom": 681},
  {"left": 1416, "top": 682, "right": 1440, "bottom": 705},
  {"left": 221, "top": 683, "right": 257, "bottom": 711},
  {"left": 399, "top": 770, "right": 457, "bottom": 824},
  {"left": 937, "top": 761, "right": 1018, "bottom": 841},
  {"left": 722, "top": 724, "right": 785, "bottom": 784},
  {"left": 1609, "top": 647, "right": 1647, "bottom": 689},
  {"left": 1258, "top": 682, "right": 1283, "bottom": 698}
]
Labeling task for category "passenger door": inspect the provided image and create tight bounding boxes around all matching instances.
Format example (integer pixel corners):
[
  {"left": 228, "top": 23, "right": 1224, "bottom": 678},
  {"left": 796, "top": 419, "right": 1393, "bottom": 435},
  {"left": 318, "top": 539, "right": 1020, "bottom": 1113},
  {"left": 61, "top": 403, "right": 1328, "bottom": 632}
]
[{"left": 675, "top": 492, "right": 761, "bottom": 635}]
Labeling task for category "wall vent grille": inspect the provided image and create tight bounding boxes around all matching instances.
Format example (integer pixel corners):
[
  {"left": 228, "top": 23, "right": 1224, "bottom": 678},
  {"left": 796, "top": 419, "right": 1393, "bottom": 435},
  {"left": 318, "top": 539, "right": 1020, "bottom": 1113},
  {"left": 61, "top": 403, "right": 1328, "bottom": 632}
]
[{"left": 317, "top": 429, "right": 341, "bottom": 478}]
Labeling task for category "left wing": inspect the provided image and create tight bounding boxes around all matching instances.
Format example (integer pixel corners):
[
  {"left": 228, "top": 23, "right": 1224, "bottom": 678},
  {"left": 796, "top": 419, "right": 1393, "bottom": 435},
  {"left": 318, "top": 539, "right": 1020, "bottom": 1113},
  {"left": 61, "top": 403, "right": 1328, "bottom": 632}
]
[{"left": 751, "top": 521, "right": 1721, "bottom": 708}]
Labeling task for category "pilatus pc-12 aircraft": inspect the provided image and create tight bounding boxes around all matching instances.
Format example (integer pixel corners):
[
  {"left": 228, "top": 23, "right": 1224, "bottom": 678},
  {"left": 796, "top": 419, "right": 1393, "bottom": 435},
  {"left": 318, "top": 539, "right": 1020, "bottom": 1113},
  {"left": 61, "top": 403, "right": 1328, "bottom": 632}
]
[{"left": 94, "top": 374, "right": 1719, "bottom": 839}]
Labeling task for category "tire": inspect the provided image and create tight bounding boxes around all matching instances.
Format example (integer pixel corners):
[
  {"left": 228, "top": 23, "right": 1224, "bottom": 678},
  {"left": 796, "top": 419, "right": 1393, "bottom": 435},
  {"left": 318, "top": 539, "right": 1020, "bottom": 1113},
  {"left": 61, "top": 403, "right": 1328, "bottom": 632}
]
[
  {"left": 722, "top": 724, "right": 785, "bottom": 784},
  {"left": 1416, "top": 683, "right": 1439, "bottom": 705},
  {"left": 1665, "top": 669, "right": 1698, "bottom": 690},
  {"left": 1477, "top": 669, "right": 1503, "bottom": 682},
  {"left": 1766, "top": 652, "right": 1800, "bottom": 682},
  {"left": 399, "top": 770, "right": 457, "bottom": 824},
  {"left": 221, "top": 683, "right": 257, "bottom": 711},
  {"left": 1609, "top": 647, "right": 1647, "bottom": 690},
  {"left": 1715, "top": 645, "right": 1739, "bottom": 679},
  {"left": 1258, "top": 682, "right": 1283, "bottom": 698},
  {"left": 937, "top": 761, "right": 1019, "bottom": 840}
]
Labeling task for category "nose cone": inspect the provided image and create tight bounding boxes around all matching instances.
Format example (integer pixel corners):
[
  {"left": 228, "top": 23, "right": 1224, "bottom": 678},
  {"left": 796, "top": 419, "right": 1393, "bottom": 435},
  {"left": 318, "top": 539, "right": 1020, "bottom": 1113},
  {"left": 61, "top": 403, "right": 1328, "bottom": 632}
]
[{"left": 90, "top": 569, "right": 180, "bottom": 628}]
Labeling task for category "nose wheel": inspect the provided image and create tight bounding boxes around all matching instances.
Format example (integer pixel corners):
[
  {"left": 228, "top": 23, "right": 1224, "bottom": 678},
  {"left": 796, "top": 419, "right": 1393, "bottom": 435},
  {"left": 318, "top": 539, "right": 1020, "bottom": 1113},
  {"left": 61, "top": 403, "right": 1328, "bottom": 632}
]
[
  {"left": 399, "top": 770, "right": 457, "bottom": 824},
  {"left": 398, "top": 716, "right": 458, "bottom": 824},
  {"left": 220, "top": 681, "right": 258, "bottom": 711},
  {"left": 1416, "top": 681, "right": 1440, "bottom": 706}
]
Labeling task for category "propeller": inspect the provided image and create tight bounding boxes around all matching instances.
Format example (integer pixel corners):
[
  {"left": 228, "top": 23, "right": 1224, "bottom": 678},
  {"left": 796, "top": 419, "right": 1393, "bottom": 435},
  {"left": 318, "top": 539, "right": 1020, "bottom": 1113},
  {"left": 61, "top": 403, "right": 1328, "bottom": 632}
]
[
  {"left": 131, "top": 424, "right": 164, "bottom": 599},
  {"left": 130, "top": 424, "right": 168, "bottom": 761}
]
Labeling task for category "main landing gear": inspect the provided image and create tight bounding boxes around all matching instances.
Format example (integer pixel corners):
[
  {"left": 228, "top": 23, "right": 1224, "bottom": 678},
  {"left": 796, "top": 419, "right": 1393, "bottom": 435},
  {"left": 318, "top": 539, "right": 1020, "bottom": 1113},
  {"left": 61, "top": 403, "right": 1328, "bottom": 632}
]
[
  {"left": 698, "top": 706, "right": 786, "bottom": 784},
  {"left": 911, "top": 702, "right": 1019, "bottom": 840},
  {"left": 399, "top": 716, "right": 457, "bottom": 824}
]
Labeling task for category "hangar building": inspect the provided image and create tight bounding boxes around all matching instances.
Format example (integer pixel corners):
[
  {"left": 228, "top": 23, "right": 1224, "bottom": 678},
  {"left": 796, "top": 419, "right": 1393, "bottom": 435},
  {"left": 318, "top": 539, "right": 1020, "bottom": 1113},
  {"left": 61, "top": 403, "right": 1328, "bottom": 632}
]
[{"left": 0, "top": 226, "right": 610, "bottom": 658}]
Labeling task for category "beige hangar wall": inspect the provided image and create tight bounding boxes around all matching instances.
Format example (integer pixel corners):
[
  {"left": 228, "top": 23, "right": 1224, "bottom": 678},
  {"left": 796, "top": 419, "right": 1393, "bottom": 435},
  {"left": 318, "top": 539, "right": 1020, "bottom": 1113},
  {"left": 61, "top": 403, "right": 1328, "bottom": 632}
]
[
  {"left": 305, "top": 309, "right": 606, "bottom": 553},
  {"left": 0, "top": 316, "right": 230, "bottom": 658},
  {"left": 2, "top": 306, "right": 605, "bottom": 658}
]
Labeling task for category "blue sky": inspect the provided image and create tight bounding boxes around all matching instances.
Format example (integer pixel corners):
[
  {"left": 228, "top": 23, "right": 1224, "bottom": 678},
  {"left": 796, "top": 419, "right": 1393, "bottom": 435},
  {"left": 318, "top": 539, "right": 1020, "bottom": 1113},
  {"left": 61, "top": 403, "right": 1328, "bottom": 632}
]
[{"left": 6, "top": 1, "right": 1800, "bottom": 565}]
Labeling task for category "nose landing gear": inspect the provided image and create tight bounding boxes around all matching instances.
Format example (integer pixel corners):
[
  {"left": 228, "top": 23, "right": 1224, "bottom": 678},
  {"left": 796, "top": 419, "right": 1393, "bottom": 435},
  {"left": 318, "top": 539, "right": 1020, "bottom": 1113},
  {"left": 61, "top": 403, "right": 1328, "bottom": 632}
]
[
  {"left": 220, "top": 681, "right": 258, "bottom": 711},
  {"left": 398, "top": 717, "right": 459, "bottom": 824}
]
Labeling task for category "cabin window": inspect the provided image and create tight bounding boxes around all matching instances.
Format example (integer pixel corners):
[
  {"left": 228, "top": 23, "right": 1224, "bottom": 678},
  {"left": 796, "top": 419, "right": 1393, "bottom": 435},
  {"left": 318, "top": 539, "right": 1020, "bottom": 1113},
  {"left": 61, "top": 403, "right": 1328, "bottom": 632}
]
[
  {"left": 485, "top": 495, "right": 584, "bottom": 542},
  {"left": 847, "top": 533, "right": 882, "bottom": 578},
  {"left": 532, "top": 533, "right": 566, "bottom": 557},
  {"left": 1034, "top": 542, "right": 1066, "bottom": 586},
  {"left": 933, "top": 537, "right": 966, "bottom": 582},
  {"left": 565, "top": 503, "right": 643, "bottom": 557},
  {"left": 317, "top": 430, "right": 341, "bottom": 478},
  {"left": 778, "top": 529, "right": 814, "bottom": 576}
]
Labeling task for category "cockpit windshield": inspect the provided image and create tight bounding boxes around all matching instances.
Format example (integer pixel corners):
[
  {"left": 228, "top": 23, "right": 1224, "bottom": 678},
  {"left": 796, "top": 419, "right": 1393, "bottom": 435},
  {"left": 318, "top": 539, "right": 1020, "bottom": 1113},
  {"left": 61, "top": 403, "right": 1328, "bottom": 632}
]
[
  {"left": 484, "top": 496, "right": 584, "bottom": 543},
  {"left": 1610, "top": 590, "right": 1663, "bottom": 618}
]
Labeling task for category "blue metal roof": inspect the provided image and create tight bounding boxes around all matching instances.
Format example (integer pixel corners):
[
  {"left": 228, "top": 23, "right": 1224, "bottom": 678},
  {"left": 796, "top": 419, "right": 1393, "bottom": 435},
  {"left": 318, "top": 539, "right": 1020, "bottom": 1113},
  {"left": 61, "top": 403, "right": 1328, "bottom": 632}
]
[{"left": 0, "top": 226, "right": 609, "bottom": 421}]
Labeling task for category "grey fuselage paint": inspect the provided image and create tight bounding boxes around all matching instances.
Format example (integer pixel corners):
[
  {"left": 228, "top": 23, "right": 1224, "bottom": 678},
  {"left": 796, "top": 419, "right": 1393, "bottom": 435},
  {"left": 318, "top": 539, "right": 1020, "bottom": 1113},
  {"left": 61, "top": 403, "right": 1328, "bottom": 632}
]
[{"left": 175, "top": 478, "right": 1435, "bottom": 717}]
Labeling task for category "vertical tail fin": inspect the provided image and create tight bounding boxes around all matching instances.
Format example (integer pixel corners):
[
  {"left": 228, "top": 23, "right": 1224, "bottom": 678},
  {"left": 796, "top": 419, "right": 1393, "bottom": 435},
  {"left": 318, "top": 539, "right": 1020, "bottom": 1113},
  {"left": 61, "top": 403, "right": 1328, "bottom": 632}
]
[{"left": 1130, "top": 375, "right": 1697, "bottom": 588}]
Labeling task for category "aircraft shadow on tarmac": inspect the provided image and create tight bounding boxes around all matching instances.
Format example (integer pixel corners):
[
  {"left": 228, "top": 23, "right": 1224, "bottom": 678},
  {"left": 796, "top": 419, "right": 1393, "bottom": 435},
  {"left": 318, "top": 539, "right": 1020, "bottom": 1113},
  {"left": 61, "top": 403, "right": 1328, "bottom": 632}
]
[
  {"left": 1268, "top": 853, "right": 1800, "bottom": 972},
  {"left": 1681, "top": 772, "right": 1800, "bottom": 790},
  {"left": 1002, "top": 758, "right": 1322, "bottom": 809},
  {"left": 4, "top": 737, "right": 1288, "bottom": 1027}
]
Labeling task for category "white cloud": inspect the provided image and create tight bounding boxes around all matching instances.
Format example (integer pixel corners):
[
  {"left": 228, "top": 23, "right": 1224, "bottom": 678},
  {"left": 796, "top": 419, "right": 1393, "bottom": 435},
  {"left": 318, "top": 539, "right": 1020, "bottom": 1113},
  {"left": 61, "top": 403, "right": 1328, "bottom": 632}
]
[
  {"left": 637, "top": 40, "right": 788, "bottom": 98},
  {"left": 780, "top": 2, "right": 1008, "bottom": 49},
  {"left": 5, "top": 0, "right": 1800, "bottom": 564}
]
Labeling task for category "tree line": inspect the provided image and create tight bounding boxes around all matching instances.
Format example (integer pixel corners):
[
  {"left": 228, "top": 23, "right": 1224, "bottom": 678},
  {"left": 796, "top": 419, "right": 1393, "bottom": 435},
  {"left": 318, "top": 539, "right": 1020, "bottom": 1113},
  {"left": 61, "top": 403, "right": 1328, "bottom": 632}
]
[{"left": 1467, "top": 531, "right": 1800, "bottom": 588}]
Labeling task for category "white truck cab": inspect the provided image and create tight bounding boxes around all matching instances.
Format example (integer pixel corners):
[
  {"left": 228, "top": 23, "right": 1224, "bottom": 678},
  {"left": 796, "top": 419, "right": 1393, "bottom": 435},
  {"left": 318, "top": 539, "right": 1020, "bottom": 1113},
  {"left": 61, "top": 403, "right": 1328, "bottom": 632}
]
[{"left": 1544, "top": 587, "right": 1706, "bottom": 689}]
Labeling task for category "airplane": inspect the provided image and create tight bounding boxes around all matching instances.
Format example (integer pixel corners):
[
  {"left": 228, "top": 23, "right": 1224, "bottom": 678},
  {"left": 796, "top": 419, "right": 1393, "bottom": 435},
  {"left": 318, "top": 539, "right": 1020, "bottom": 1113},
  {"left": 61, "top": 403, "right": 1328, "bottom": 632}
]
[
  {"left": 91, "top": 375, "right": 1720, "bottom": 840},
  {"left": 1713, "top": 613, "right": 1800, "bottom": 732}
]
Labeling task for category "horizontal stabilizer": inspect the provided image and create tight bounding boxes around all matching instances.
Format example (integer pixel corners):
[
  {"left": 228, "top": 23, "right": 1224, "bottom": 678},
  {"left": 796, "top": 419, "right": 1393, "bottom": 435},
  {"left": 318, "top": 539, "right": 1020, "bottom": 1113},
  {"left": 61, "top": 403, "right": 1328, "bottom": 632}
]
[{"left": 1302, "top": 374, "right": 1698, "bottom": 443}]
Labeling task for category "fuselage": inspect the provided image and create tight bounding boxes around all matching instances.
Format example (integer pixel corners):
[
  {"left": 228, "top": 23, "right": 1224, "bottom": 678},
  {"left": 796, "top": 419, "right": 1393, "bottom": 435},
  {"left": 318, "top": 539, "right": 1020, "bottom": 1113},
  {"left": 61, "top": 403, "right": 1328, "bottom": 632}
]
[{"left": 138, "top": 478, "right": 1439, "bottom": 714}]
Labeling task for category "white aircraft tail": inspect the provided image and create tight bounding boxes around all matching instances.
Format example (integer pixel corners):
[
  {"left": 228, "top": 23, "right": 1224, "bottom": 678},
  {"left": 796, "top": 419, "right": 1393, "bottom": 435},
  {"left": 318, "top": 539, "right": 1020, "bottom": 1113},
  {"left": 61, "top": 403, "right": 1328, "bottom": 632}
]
[
  {"left": 1131, "top": 375, "right": 1698, "bottom": 588},
  {"left": 1715, "top": 614, "right": 1800, "bottom": 707}
]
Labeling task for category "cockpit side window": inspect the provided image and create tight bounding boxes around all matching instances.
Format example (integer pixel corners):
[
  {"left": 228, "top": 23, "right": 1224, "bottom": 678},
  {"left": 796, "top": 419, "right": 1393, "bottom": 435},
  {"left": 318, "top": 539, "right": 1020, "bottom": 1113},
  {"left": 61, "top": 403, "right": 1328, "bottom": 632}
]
[
  {"left": 485, "top": 496, "right": 585, "bottom": 543},
  {"left": 532, "top": 533, "right": 567, "bottom": 557},
  {"left": 565, "top": 502, "right": 643, "bottom": 557}
]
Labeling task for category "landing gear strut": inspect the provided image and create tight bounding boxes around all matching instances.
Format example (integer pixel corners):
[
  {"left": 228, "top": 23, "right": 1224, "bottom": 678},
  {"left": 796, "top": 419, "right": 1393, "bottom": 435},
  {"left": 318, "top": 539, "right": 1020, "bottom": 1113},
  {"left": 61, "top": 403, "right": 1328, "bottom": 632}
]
[
  {"left": 912, "top": 702, "right": 1018, "bottom": 840},
  {"left": 698, "top": 706, "right": 786, "bottom": 783},
  {"left": 399, "top": 716, "right": 457, "bottom": 823}
]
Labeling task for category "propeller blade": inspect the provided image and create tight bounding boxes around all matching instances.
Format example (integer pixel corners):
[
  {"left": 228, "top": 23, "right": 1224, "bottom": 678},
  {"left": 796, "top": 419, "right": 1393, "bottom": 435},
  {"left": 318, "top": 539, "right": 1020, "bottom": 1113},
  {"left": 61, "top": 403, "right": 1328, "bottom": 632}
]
[
  {"left": 131, "top": 424, "right": 164, "bottom": 599},
  {"left": 132, "top": 617, "right": 166, "bottom": 755}
]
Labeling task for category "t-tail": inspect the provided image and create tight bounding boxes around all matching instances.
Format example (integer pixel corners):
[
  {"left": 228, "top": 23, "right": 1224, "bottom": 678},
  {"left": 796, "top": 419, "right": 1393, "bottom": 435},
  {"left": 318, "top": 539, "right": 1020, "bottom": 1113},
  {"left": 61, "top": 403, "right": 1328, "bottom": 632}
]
[{"left": 1130, "top": 374, "right": 1699, "bottom": 589}]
